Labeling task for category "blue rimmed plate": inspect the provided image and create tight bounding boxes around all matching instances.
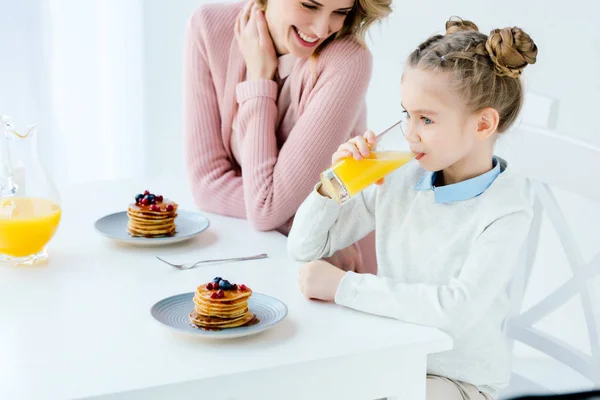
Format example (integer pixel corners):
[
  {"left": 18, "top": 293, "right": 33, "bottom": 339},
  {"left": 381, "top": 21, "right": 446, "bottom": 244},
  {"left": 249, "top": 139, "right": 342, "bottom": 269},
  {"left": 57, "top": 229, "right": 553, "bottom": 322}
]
[
  {"left": 150, "top": 292, "right": 288, "bottom": 339},
  {"left": 94, "top": 210, "right": 210, "bottom": 246}
]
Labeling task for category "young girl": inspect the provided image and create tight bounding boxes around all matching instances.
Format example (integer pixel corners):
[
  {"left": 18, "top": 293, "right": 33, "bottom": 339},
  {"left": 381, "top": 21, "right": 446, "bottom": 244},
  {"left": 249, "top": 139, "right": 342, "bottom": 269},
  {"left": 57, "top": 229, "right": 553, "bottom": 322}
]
[{"left": 288, "top": 18, "right": 538, "bottom": 400}]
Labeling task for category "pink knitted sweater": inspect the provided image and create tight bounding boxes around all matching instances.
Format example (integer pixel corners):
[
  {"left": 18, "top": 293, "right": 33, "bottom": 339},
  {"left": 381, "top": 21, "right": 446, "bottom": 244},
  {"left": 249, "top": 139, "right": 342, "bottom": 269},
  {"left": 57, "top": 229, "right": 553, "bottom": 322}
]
[{"left": 183, "top": 1, "right": 372, "bottom": 233}]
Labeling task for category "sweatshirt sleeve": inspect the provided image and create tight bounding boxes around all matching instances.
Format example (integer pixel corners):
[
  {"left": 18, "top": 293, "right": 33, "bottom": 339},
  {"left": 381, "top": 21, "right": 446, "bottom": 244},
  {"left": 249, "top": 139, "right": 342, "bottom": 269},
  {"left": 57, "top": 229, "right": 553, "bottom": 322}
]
[
  {"left": 287, "top": 183, "right": 377, "bottom": 262},
  {"left": 334, "top": 210, "right": 532, "bottom": 337},
  {"left": 234, "top": 48, "right": 372, "bottom": 231},
  {"left": 183, "top": 12, "right": 247, "bottom": 219}
]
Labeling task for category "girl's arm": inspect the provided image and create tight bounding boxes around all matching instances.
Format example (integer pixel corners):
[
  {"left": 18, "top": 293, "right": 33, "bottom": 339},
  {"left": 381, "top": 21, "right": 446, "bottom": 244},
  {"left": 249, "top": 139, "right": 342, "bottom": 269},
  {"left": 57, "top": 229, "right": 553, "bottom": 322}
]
[
  {"left": 288, "top": 183, "right": 377, "bottom": 262},
  {"left": 334, "top": 210, "right": 532, "bottom": 337}
]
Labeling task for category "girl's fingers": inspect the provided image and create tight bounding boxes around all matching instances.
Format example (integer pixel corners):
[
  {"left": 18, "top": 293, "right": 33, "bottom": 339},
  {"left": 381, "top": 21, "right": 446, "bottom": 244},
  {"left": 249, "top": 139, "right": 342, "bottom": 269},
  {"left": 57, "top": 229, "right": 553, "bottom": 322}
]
[
  {"left": 339, "top": 142, "right": 362, "bottom": 160},
  {"left": 364, "top": 130, "right": 377, "bottom": 147},
  {"left": 350, "top": 136, "right": 371, "bottom": 157},
  {"left": 332, "top": 150, "right": 351, "bottom": 164}
]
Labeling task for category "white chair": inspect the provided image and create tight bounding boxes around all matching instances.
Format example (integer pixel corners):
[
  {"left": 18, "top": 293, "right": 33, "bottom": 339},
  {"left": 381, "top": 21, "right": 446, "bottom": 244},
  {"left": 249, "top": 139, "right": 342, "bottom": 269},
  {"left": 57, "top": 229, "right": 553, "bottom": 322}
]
[{"left": 495, "top": 120, "right": 600, "bottom": 398}]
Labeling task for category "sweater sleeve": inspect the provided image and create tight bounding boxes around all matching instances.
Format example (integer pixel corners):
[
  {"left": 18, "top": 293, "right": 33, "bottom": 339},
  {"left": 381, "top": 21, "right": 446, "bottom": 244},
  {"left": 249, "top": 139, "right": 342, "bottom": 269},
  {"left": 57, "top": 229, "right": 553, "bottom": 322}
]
[
  {"left": 183, "top": 14, "right": 247, "bottom": 219},
  {"left": 287, "top": 183, "right": 377, "bottom": 262},
  {"left": 334, "top": 210, "right": 532, "bottom": 337},
  {"left": 234, "top": 49, "right": 372, "bottom": 231}
]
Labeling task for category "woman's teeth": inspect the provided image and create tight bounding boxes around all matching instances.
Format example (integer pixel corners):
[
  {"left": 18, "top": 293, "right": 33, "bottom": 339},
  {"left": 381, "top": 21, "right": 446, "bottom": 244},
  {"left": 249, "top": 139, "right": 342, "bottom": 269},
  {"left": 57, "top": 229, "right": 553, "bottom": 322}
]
[{"left": 295, "top": 27, "right": 318, "bottom": 43}]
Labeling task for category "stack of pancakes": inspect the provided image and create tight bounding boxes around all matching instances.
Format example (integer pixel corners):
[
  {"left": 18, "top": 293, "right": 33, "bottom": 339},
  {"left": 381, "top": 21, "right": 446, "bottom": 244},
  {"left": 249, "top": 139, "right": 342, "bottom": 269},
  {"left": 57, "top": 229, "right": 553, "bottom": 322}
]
[
  {"left": 189, "top": 279, "right": 257, "bottom": 330},
  {"left": 127, "top": 198, "right": 178, "bottom": 238}
]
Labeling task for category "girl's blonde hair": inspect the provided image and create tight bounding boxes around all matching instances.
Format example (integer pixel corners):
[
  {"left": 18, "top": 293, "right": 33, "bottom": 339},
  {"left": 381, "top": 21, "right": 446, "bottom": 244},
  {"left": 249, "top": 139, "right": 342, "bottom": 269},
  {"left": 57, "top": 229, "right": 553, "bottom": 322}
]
[
  {"left": 408, "top": 17, "right": 538, "bottom": 133},
  {"left": 256, "top": 0, "right": 392, "bottom": 54}
]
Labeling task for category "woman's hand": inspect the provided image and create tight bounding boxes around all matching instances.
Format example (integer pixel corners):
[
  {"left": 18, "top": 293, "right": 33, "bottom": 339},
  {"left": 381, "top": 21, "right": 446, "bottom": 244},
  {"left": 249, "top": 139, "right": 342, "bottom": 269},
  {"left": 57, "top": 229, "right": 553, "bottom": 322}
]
[{"left": 234, "top": 1, "right": 278, "bottom": 81}]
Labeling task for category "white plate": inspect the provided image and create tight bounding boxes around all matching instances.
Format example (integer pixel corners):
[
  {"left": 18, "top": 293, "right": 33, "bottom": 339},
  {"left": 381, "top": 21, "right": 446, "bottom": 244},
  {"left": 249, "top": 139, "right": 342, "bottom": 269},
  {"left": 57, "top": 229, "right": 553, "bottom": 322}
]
[
  {"left": 150, "top": 292, "right": 288, "bottom": 339},
  {"left": 94, "top": 210, "right": 210, "bottom": 246}
]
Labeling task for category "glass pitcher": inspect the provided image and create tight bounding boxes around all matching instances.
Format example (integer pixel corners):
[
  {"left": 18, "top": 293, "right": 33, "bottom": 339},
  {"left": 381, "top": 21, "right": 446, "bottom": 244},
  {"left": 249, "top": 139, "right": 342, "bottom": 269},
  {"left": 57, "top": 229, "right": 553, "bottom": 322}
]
[
  {"left": 320, "top": 120, "right": 415, "bottom": 203},
  {"left": 0, "top": 115, "right": 62, "bottom": 266}
]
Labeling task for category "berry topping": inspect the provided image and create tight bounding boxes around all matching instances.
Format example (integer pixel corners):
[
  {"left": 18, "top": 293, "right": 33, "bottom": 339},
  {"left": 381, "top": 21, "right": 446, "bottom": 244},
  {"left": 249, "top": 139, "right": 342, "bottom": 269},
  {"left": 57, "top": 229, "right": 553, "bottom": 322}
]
[
  {"left": 144, "top": 190, "right": 150, "bottom": 195},
  {"left": 147, "top": 194, "right": 156, "bottom": 204},
  {"left": 206, "top": 282, "right": 214, "bottom": 290},
  {"left": 239, "top": 284, "right": 248, "bottom": 291},
  {"left": 231, "top": 284, "right": 238, "bottom": 290},
  {"left": 156, "top": 195, "right": 163, "bottom": 202},
  {"left": 135, "top": 194, "right": 144, "bottom": 203},
  {"left": 213, "top": 277, "right": 222, "bottom": 283},
  {"left": 166, "top": 204, "right": 174, "bottom": 212},
  {"left": 216, "top": 289, "right": 225, "bottom": 298},
  {"left": 150, "top": 204, "right": 160, "bottom": 212},
  {"left": 141, "top": 197, "right": 150, "bottom": 206},
  {"left": 219, "top": 279, "right": 233, "bottom": 290},
  {"left": 210, "top": 292, "right": 219, "bottom": 299}
]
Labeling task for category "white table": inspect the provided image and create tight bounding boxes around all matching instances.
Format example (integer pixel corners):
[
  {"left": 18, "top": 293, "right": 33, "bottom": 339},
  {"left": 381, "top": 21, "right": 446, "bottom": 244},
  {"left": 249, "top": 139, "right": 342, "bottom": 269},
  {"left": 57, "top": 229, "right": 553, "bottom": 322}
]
[{"left": 0, "top": 177, "right": 452, "bottom": 400}]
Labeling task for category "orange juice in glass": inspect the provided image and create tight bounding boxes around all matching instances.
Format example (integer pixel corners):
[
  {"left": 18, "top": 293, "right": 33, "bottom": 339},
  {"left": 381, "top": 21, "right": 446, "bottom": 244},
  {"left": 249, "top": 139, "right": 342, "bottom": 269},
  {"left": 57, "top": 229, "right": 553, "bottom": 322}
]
[
  {"left": 1, "top": 115, "right": 61, "bottom": 266},
  {"left": 320, "top": 121, "right": 414, "bottom": 203}
]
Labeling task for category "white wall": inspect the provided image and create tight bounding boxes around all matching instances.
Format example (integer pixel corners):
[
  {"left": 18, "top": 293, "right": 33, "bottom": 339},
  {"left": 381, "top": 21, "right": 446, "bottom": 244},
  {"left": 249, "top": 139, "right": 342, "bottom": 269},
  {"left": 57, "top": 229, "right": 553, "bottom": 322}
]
[
  {"left": 2, "top": 0, "right": 145, "bottom": 188},
  {"left": 44, "top": 0, "right": 145, "bottom": 186},
  {"left": 143, "top": 0, "right": 209, "bottom": 179},
  {"left": 0, "top": 0, "right": 50, "bottom": 168}
]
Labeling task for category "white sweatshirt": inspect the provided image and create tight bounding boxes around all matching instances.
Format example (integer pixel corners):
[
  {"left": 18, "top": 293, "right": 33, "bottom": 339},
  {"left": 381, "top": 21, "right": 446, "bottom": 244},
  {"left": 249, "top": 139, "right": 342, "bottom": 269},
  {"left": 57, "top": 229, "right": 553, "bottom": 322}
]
[{"left": 288, "top": 158, "right": 532, "bottom": 397}]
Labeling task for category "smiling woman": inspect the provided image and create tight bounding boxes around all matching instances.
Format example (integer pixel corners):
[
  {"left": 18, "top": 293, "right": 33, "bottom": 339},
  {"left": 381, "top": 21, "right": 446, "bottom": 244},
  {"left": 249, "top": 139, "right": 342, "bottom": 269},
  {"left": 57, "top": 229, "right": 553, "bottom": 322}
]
[
  {"left": 257, "top": 0, "right": 366, "bottom": 57},
  {"left": 184, "top": 0, "right": 391, "bottom": 273}
]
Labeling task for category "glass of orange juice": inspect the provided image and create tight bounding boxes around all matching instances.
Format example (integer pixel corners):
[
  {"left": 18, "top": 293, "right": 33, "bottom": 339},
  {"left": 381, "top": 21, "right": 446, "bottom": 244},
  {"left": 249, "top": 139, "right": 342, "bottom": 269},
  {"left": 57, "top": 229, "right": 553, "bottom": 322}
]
[
  {"left": 320, "top": 120, "right": 414, "bottom": 203},
  {"left": 0, "top": 115, "right": 62, "bottom": 266}
]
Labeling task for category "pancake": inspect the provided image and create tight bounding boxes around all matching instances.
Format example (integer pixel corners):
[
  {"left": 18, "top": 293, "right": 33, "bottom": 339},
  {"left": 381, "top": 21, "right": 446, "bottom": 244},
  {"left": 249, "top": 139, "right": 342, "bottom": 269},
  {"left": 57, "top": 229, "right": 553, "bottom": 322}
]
[
  {"left": 189, "top": 278, "right": 259, "bottom": 330},
  {"left": 127, "top": 224, "right": 176, "bottom": 237},
  {"left": 189, "top": 311, "right": 255, "bottom": 328},
  {"left": 127, "top": 191, "right": 178, "bottom": 238}
]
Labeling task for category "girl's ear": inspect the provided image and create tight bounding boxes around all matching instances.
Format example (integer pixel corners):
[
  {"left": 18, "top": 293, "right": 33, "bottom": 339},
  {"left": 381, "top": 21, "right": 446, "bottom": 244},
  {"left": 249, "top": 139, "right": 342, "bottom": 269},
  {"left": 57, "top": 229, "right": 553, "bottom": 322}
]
[{"left": 476, "top": 107, "right": 500, "bottom": 140}]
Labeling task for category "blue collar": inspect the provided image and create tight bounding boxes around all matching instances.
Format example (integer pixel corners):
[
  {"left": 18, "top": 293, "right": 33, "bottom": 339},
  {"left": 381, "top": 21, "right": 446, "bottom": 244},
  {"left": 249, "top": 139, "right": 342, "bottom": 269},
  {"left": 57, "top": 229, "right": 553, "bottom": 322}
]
[{"left": 414, "top": 157, "right": 503, "bottom": 204}]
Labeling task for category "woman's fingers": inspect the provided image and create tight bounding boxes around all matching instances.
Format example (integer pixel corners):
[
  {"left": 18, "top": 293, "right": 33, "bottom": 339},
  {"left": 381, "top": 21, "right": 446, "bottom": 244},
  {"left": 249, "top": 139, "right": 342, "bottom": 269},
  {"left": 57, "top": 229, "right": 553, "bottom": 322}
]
[
  {"left": 246, "top": 4, "right": 258, "bottom": 35},
  {"left": 234, "top": 16, "right": 241, "bottom": 40},
  {"left": 255, "top": 9, "right": 270, "bottom": 48},
  {"left": 239, "top": 1, "right": 253, "bottom": 32}
]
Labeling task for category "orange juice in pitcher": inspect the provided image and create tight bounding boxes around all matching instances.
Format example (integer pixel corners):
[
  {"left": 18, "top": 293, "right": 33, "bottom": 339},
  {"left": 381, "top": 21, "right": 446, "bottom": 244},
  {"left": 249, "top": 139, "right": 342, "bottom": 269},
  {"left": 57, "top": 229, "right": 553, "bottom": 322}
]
[
  {"left": 0, "top": 198, "right": 61, "bottom": 258},
  {"left": 1, "top": 115, "right": 61, "bottom": 266},
  {"left": 320, "top": 121, "right": 414, "bottom": 203}
]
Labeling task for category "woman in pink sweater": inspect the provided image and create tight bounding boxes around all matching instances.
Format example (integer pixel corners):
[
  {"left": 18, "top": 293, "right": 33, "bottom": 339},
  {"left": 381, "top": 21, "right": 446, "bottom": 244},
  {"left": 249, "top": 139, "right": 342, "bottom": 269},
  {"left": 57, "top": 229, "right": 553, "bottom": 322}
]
[{"left": 183, "top": 0, "right": 391, "bottom": 272}]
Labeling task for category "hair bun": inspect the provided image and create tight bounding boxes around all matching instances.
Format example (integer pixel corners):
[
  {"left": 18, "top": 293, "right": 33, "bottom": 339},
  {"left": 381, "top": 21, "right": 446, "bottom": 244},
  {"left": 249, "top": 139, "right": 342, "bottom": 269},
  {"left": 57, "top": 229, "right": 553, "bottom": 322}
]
[
  {"left": 445, "top": 17, "right": 479, "bottom": 35},
  {"left": 486, "top": 27, "right": 538, "bottom": 78}
]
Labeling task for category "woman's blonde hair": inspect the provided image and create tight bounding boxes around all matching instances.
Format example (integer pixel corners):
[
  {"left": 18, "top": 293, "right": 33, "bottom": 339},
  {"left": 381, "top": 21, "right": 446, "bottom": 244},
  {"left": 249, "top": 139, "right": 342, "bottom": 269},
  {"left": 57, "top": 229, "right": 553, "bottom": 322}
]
[
  {"left": 256, "top": 0, "right": 392, "bottom": 54},
  {"left": 408, "top": 17, "right": 538, "bottom": 133}
]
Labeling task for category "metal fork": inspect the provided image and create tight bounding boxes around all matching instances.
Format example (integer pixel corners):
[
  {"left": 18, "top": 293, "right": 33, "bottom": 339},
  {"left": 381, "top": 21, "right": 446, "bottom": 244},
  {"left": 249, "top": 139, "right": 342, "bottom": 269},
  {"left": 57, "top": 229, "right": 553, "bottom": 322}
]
[{"left": 156, "top": 253, "right": 268, "bottom": 270}]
